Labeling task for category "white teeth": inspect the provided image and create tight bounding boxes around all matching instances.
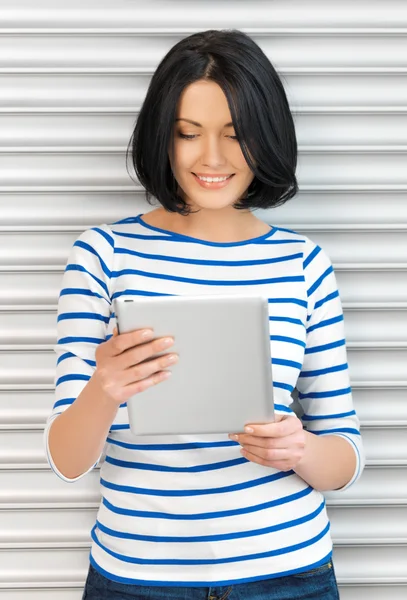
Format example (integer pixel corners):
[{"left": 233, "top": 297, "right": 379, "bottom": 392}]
[{"left": 196, "top": 175, "right": 231, "bottom": 183}]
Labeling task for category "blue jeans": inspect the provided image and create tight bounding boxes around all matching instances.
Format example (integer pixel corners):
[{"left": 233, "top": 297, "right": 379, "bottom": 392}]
[{"left": 81, "top": 559, "right": 340, "bottom": 599}]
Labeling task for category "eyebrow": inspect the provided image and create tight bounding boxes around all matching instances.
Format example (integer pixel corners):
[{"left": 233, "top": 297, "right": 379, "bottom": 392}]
[{"left": 175, "top": 118, "right": 234, "bottom": 128}]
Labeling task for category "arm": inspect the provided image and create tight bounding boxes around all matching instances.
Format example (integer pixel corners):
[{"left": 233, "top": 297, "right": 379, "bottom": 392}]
[
  {"left": 44, "top": 224, "right": 116, "bottom": 481},
  {"left": 294, "top": 241, "right": 365, "bottom": 491}
]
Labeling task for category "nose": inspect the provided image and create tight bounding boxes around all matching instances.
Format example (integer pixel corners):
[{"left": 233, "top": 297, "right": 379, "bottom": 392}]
[{"left": 201, "top": 135, "right": 227, "bottom": 168}]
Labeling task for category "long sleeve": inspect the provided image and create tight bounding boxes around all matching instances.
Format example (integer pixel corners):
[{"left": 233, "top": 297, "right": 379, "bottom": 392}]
[
  {"left": 296, "top": 240, "right": 365, "bottom": 491},
  {"left": 43, "top": 224, "right": 115, "bottom": 482}
]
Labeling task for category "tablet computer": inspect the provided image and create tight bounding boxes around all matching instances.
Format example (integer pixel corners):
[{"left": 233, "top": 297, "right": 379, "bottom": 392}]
[{"left": 114, "top": 294, "right": 274, "bottom": 436}]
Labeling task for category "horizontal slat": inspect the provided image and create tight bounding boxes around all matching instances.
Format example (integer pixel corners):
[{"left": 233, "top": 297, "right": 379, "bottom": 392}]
[
  {"left": 0, "top": 267, "right": 406, "bottom": 304},
  {"left": 1, "top": 346, "right": 405, "bottom": 385},
  {"left": 339, "top": 587, "right": 407, "bottom": 600},
  {"left": 0, "top": 425, "right": 405, "bottom": 467},
  {"left": 2, "top": 306, "right": 405, "bottom": 344},
  {"left": 326, "top": 466, "right": 407, "bottom": 505},
  {"left": 1, "top": 192, "right": 406, "bottom": 227},
  {"left": 1, "top": 0, "right": 407, "bottom": 28},
  {"left": 2, "top": 113, "right": 407, "bottom": 148},
  {"left": 0, "top": 469, "right": 101, "bottom": 506},
  {"left": 0, "top": 544, "right": 405, "bottom": 584},
  {"left": 0, "top": 506, "right": 405, "bottom": 546},
  {"left": 263, "top": 191, "right": 407, "bottom": 225},
  {"left": 1, "top": 73, "right": 407, "bottom": 109},
  {"left": 2, "top": 34, "right": 407, "bottom": 69},
  {"left": 332, "top": 545, "right": 407, "bottom": 583},
  {"left": 1, "top": 229, "right": 406, "bottom": 265}
]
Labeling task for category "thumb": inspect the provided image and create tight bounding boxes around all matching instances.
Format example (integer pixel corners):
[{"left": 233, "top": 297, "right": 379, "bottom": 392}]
[{"left": 113, "top": 326, "right": 119, "bottom": 337}]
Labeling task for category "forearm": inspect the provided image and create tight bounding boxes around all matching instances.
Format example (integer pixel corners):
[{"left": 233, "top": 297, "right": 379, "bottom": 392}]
[
  {"left": 294, "top": 431, "right": 357, "bottom": 492},
  {"left": 47, "top": 373, "right": 119, "bottom": 480}
]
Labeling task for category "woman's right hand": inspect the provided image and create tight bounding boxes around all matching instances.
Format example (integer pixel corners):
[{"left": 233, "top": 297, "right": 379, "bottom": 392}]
[{"left": 94, "top": 327, "right": 178, "bottom": 407}]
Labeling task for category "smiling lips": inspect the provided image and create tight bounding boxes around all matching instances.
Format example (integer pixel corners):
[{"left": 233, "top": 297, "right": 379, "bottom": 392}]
[{"left": 192, "top": 173, "right": 235, "bottom": 189}]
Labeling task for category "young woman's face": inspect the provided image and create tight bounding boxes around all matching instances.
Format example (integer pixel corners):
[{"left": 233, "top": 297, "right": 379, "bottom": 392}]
[{"left": 169, "top": 79, "right": 255, "bottom": 211}]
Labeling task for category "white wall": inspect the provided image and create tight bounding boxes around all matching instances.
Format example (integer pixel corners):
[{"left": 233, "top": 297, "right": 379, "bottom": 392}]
[{"left": 0, "top": 1, "right": 406, "bottom": 598}]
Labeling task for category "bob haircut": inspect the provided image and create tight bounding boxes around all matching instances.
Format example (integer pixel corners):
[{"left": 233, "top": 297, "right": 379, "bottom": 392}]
[{"left": 127, "top": 29, "right": 298, "bottom": 216}]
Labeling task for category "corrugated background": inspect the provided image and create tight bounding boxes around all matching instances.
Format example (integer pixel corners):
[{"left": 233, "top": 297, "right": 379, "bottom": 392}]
[{"left": 0, "top": 1, "right": 406, "bottom": 598}]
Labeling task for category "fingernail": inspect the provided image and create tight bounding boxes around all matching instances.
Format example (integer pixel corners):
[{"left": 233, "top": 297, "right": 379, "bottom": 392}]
[
  {"left": 229, "top": 434, "right": 238, "bottom": 441},
  {"left": 141, "top": 329, "right": 154, "bottom": 339},
  {"left": 244, "top": 426, "right": 254, "bottom": 433}
]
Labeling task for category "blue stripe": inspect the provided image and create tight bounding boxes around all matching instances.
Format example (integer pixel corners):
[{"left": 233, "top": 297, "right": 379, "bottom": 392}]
[
  {"left": 101, "top": 485, "right": 313, "bottom": 520},
  {"left": 303, "top": 245, "right": 321, "bottom": 269},
  {"left": 65, "top": 264, "right": 109, "bottom": 296},
  {"left": 100, "top": 470, "right": 293, "bottom": 497},
  {"left": 268, "top": 298, "right": 307, "bottom": 308},
  {"left": 92, "top": 226, "right": 115, "bottom": 248},
  {"left": 314, "top": 290, "right": 339, "bottom": 310},
  {"left": 88, "top": 550, "right": 333, "bottom": 587},
  {"left": 307, "top": 315, "right": 343, "bottom": 333},
  {"left": 270, "top": 335, "right": 306, "bottom": 348},
  {"left": 274, "top": 404, "right": 295, "bottom": 414},
  {"left": 54, "top": 397, "right": 75, "bottom": 408},
  {"left": 111, "top": 289, "right": 174, "bottom": 300},
  {"left": 313, "top": 428, "right": 361, "bottom": 436},
  {"left": 58, "top": 336, "right": 105, "bottom": 345},
  {"left": 104, "top": 455, "right": 247, "bottom": 473},
  {"left": 90, "top": 521, "right": 330, "bottom": 566},
  {"left": 307, "top": 266, "right": 333, "bottom": 297},
  {"left": 105, "top": 438, "right": 239, "bottom": 451},
  {"left": 305, "top": 339, "right": 345, "bottom": 354},
  {"left": 57, "top": 352, "right": 96, "bottom": 367},
  {"left": 269, "top": 316, "right": 304, "bottom": 326},
  {"left": 73, "top": 240, "right": 111, "bottom": 277},
  {"left": 272, "top": 358, "right": 303, "bottom": 370},
  {"left": 299, "top": 387, "right": 351, "bottom": 399},
  {"left": 112, "top": 231, "right": 177, "bottom": 241},
  {"left": 56, "top": 373, "right": 91, "bottom": 387},
  {"left": 57, "top": 311, "right": 110, "bottom": 324},
  {"left": 59, "top": 287, "right": 110, "bottom": 303},
  {"left": 302, "top": 410, "right": 356, "bottom": 421},
  {"left": 273, "top": 381, "right": 295, "bottom": 392},
  {"left": 95, "top": 500, "right": 325, "bottom": 543},
  {"left": 261, "top": 239, "right": 306, "bottom": 245},
  {"left": 115, "top": 247, "right": 304, "bottom": 267},
  {"left": 111, "top": 268, "right": 304, "bottom": 287},
  {"left": 299, "top": 363, "right": 348, "bottom": 377}
]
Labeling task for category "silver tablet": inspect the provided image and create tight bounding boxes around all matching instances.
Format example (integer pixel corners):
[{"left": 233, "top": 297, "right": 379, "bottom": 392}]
[{"left": 114, "top": 294, "right": 274, "bottom": 436}]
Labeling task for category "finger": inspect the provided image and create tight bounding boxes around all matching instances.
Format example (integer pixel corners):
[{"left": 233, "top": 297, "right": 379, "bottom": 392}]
[
  {"left": 231, "top": 433, "right": 301, "bottom": 450},
  {"left": 240, "top": 447, "right": 292, "bottom": 470},
  {"left": 110, "top": 328, "right": 159, "bottom": 358},
  {"left": 121, "top": 369, "right": 172, "bottom": 397},
  {"left": 243, "top": 416, "right": 300, "bottom": 438},
  {"left": 120, "top": 351, "right": 178, "bottom": 386},
  {"left": 240, "top": 444, "right": 289, "bottom": 462},
  {"left": 120, "top": 336, "right": 176, "bottom": 370}
]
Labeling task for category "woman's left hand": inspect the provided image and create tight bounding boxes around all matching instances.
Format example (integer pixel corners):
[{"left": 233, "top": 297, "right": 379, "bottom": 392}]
[{"left": 228, "top": 414, "right": 307, "bottom": 471}]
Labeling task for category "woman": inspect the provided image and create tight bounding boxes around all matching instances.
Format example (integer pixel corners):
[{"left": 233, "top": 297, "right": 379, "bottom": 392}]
[{"left": 44, "top": 29, "right": 364, "bottom": 599}]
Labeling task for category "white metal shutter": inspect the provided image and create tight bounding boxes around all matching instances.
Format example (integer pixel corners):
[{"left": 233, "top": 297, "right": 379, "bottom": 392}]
[{"left": 0, "top": 1, "right": 406, "bottom": 598}]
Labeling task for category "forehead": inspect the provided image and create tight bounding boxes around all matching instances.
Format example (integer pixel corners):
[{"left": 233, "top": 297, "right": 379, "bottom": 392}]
[{"left": 176, "top": 80, "right": 233, "bottom": 125}]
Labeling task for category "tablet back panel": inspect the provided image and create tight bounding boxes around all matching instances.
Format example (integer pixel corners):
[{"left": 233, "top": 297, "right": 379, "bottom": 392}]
[{"left": 114, "top": 294, "right": 274, "bottom": 435}]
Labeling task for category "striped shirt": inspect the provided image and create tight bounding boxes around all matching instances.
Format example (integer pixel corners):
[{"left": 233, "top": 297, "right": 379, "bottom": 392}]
[{"left": 44, "top": 212, "right": 365, "bottom": 587}]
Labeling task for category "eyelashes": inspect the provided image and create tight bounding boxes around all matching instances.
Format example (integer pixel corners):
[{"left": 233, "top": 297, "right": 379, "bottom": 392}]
[{"left": 178, "top": 133, "right": 239, "bottom": 141}]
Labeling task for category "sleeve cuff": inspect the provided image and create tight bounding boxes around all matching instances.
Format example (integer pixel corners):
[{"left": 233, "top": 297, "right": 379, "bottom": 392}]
[{"left": 327, "top": 433, "right": 364, "bottom": 491}]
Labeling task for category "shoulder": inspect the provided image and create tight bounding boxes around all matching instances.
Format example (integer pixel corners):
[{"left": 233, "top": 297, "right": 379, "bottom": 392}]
[
  {"left": 272, "top": 226, "right": 331, "bottom": 267},
  {"left": 74, "top": 223, "right": 115, "bottom": 250}
]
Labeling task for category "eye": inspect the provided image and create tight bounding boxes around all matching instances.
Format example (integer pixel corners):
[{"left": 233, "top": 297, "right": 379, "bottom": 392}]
[{"left": 178, "top": 134, "right": 239, "bottom": 140}]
